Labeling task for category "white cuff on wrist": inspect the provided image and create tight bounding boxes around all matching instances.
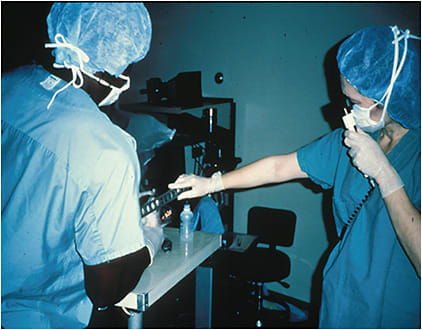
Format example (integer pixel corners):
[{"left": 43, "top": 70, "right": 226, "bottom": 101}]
[
  {"left": 378, "top": 166, "right": 404, "bottom": 198},
  {"left": 210, "top": 171, "right": 225, "bottom": 193}
]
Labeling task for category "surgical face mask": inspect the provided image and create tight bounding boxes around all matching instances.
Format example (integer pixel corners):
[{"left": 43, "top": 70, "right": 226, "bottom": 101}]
[
  {"left": 351, "top": 103, "right": 386, "bottom": 133},
  {"left": 98, "top": 75, "right": 130, "bottom": 107}
]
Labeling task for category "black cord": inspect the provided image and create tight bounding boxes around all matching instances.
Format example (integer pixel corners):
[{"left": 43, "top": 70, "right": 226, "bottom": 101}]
[{"left": 339, "top": 183, "right": 375, "bottom": 240}]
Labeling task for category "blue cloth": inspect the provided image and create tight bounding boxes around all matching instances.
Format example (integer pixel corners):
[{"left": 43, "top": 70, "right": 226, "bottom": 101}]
[
  {"left": 193, "top": 196, "right": 225, "bottom": 234},
  {"left": 297, "top": 128, "right": 421, "bottom": 328},
  {"left": 47, "top": 2, "right": 152, "bottom": 77},
  {"left": 1, "top": 65, "right": 146, "bottom": 328},
  {"left": 337, "top": 26, "right": 421, "bottom": 129}
]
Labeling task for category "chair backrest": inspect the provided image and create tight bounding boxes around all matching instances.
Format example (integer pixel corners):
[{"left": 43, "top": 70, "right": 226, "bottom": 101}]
[{"left": 247, "top": 206, "right": 296, "bottom": 247}]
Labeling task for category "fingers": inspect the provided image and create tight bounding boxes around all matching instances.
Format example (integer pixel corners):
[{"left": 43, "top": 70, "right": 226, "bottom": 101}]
[
  {"left": 351, "top": 154, "right": 365, "bottom": 174},
  {"left": 344, "top": 136, "right": 351, "bottom": 148},
  {"left": 343, "top": 130, "right": 362, "bottom": 149},
  {"left": 168, "top": 174, "right": 198, "bottom": 200},
  {"left": 177, "top": 189, "right": 200, "bottom": 200},
  {"left": 356, "top": 127, "right": 367, "bottom": 135},
  {"left": 168, "top": 174, "right": 195, "bottom": 190},
  {"left": 169, "top": 173, "right": 209, "bottom": 200},
  {"left": 347, "top": 147, "right": 358, "bottom": 158}
]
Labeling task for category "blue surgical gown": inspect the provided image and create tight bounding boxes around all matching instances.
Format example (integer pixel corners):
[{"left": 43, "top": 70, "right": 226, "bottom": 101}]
[
  {"left": 1, "top": 65, "right": 146, "bottom": 328},
  {"left": 297, "top": 128, "right": 421, "bottom": 328}
]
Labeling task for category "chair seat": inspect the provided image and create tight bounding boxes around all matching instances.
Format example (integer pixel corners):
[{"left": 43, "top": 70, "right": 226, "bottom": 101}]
[{"left": 228, "top": 247, "right": 290, "bottom": 283}]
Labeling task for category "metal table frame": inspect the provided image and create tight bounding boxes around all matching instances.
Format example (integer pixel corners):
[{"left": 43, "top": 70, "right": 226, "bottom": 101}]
[{"left": 116, "top": 227, "right": 221, "bottom": 328}]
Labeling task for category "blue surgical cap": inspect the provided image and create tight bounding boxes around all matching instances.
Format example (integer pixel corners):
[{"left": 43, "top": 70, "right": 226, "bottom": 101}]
[
  {"left": 47, "top": 2, "right": 152, "bottom": 77},
  {"left": 337, "top": 26, "right": 421, "bottom": 129}
]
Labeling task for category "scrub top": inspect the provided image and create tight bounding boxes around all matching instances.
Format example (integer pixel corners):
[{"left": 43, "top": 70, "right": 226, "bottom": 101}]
[
  {"left": 297, "top": 128, "right": 421, "bottom": 328},
  {"left": 1, "top": 65, "right": 146, "bottom": 328}
]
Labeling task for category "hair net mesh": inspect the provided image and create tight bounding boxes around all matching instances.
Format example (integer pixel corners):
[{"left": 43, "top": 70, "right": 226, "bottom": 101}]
[
  {"left": 337, "top": 26, "right": 421, "bottom": 129},
  {"left": 47, "top": 2, "right": 152, "bottom": 77}
]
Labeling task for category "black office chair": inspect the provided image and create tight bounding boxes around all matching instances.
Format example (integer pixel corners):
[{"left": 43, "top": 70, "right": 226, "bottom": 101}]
[{"left": 227, "top": 206, "right": 296, "bottom": 328}]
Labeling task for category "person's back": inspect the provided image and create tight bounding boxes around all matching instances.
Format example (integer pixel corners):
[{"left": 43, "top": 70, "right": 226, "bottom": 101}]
[
  {"left": 2, "top": 3, "right": 159, "bottom": 328},
  {"left": 2, "top": 64, "right": 145, "bottom": 328}
]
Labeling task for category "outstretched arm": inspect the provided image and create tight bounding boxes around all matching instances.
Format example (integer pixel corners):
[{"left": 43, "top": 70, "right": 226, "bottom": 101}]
[{"left": 169, "top": 152, "right": 307, "bottom": 199}]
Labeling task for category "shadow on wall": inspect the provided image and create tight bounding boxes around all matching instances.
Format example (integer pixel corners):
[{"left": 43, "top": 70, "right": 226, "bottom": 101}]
[{"left": 320, "top": 39, "right": 348, "bottom": 131}]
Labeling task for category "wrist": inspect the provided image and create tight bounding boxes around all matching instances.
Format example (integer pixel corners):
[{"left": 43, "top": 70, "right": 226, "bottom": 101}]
[
  {"left": 376, "top": 165, "right": 404, "bottom": 198},
  {"left": 209, "top": 171, "right": 225, "bottom": 193}
]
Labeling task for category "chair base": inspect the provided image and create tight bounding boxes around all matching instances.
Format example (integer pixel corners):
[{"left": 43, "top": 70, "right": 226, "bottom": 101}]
[
  {"left": 227, "top": 277, "right": 290, "bottom": 328},
  {"left": 254, "top": 282, "right": 290, "bottom": 328}
]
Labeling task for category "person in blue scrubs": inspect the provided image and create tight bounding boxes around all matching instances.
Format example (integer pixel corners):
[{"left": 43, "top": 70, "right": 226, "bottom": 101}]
[
  {"left": 2, "top": 3, "right": 164, "bottom": 328},
  {"left": 169, "top": 26, "right": 421, "bottom": 328}
]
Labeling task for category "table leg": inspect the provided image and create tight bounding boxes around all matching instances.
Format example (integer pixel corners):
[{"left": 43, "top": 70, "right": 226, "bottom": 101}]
[
  {"left": 128, "top": 311, "right": 143, "bottom": 329},
  {"left": 195, "top": 266, "right": 213, "bottom": 328}
]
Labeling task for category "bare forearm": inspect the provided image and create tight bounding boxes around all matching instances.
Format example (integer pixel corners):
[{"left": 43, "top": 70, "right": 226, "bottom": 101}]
[
  {"left": 221, "top": 152, "right": 307, "bottom": 190},
  {"left": 384, "top": 188, "right": 421, "bottom": 277}
]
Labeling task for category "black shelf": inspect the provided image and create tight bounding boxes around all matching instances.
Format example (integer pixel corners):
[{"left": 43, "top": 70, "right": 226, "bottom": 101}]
[{"left": 119, "top": 97, "right": 234, "bottom": 114}]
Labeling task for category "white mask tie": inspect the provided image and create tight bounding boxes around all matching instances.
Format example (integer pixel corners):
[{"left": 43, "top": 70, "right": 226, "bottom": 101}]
[{"left": 44, "top": 34, "right": 90, "bottom": 109}]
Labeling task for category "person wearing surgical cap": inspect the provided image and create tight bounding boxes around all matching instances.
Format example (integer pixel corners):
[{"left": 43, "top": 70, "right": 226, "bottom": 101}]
[
  {"left": 2, "top": 3, "right": 163, "bottom": 328},
  {"left": 169, "top": 25, "right": 421, "bottom": 328}
]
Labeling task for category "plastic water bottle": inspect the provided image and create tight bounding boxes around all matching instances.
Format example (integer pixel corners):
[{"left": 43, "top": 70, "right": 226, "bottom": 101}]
[{"left": 180, "top": 202, "right": 194, "bottom": 241}]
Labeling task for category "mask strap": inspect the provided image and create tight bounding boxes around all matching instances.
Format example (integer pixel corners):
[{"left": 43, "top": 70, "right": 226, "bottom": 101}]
[
  {"left": 44, "top": 34, "right": 90, "bottom": 109},
  {"left": 372, "top": 26, "right": 418, "bottom": 122},
  {"left": 83, "top": 71, "right": 130, "bottom": 92},
  {"left": 119, "top": 75, "right": 131, "bottom": 92},
  {"left": 85, "top": 71, "right": 130, "bottom": 107},
  {"left": 379, "top": 27, "right": 404, "bottom": 121}
]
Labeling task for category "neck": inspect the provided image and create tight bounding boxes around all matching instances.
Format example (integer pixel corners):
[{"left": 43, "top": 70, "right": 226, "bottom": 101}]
[
  {"left": 378, "top": 120, "right": 408, "bottom": 154},
  {"left": 43, "top": 64, "right": 108, "bottom": 106},
  {"left": 382, "top": 120, "right": 408, "bottom": 140}
]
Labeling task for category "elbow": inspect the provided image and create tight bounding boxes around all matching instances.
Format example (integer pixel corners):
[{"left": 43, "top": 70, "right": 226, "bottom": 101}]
[
  {"left": 84, "top": 274, "right": 123, "bottom": 307},
  {"left": 85, "top": 285, "right": 110, "bottom": 308},
  {"left": 272, "top": 156, "right": 284, "bottom": 182},
  {"left": 85, "top": 273, "right": 143, "bottom": 307},
  {"left": 271, "top": 153, "right": 304, "bottom": 182}
]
